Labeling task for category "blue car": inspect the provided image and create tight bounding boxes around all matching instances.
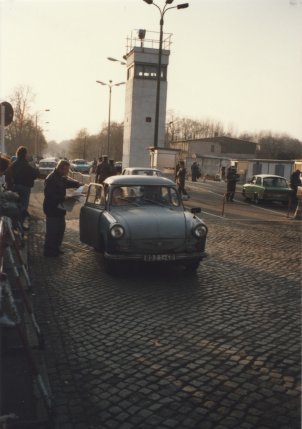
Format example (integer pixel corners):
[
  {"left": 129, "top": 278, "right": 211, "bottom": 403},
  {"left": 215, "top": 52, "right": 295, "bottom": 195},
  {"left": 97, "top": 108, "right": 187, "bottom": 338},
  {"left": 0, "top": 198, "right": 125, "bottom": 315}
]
[{"left": 79, "top": 175, "right": 208, "bottom": 273}]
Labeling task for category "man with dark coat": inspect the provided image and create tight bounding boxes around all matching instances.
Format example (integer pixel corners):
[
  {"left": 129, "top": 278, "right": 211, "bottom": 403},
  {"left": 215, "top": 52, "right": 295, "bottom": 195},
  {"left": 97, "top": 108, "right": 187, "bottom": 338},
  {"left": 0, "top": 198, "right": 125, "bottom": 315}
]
[
  {"left": 8, "top": 146, "right": 38, "bottom": 226},
  {"left": 95, "top": 155, "right": 111, "bottom": 184},
  {"left": 226, "top": 166, "right": 239, "bottom": 202},
  {"left": 43, "top": 159, "right": 81, "bottom": 257},
  {"left": 289, "top": 169, "right": 301, "bottom": 208}
]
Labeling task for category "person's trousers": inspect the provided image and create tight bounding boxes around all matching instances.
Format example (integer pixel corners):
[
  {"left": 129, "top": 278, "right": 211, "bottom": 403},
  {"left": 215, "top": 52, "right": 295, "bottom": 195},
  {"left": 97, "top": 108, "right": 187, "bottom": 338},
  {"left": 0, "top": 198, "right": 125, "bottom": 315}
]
[
  {"left": 44, "top": 216, "right": 66, "bottom": 255},
  {"left": 13, "top": 184, "right": 31, "bottom": 221}
]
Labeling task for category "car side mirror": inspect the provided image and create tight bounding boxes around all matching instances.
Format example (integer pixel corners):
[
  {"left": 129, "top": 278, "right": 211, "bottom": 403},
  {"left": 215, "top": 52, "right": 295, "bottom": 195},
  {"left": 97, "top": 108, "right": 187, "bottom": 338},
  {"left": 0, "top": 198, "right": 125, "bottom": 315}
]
[{"left": 191, "top": 207, "right": 201, "bottom": 214}]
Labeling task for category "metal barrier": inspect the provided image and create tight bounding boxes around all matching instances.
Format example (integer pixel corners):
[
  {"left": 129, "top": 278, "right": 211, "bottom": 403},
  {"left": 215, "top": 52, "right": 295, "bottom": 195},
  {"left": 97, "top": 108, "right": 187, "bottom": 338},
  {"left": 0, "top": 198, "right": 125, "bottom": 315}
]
[{"left": 0, "top": 217, "right": 52, "bottom": 423}]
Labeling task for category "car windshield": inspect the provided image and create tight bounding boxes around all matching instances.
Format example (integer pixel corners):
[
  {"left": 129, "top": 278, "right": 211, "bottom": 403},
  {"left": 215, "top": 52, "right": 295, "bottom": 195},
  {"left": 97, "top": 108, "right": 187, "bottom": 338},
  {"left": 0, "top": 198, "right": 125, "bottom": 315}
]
[
  {"left": 110, "top": 185, "right": 180, "bottom": 207},
  {"left": 133, "top": 170, "right": 160, "bottom": 176},
  {"left": 263, "top": 177, "right": 287, "bottom": 188},
  {"left": 74, "top": 160, "right": 87, "bottom": 165},
  {"left": 40, "top": 162, "right": 56, "bottom": 168}
]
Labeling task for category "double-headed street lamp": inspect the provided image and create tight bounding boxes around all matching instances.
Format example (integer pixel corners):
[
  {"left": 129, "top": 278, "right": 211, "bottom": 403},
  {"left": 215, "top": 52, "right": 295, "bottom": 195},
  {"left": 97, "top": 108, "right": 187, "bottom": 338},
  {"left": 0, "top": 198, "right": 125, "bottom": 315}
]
[
  {"left": 96, "top": 80, "right": 125, "bottom": 157},
  {"left": 143, "top": 0, "right": 189, "bottom": 149}
]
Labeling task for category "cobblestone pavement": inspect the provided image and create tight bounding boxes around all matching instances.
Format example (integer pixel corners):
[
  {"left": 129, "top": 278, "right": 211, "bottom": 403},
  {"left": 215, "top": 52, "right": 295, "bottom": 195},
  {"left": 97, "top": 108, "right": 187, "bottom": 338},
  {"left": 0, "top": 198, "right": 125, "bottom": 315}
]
[{"left": 27, "top": 216, "right": 301, "bottom": 429}]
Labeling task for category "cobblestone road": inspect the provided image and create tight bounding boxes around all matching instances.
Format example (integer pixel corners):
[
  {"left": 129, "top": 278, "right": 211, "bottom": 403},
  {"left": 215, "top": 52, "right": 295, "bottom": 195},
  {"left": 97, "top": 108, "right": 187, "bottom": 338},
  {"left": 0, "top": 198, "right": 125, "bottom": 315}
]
[{"left": 28, "top": 216, "right": 301, "bottom": 429}]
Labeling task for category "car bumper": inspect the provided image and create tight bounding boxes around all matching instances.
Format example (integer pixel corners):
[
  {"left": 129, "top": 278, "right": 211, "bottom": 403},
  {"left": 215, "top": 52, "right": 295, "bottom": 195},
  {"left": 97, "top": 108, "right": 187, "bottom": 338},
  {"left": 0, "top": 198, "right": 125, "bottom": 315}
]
[{"left": 104, "top": 251, "right": 208, "bottom": 262}]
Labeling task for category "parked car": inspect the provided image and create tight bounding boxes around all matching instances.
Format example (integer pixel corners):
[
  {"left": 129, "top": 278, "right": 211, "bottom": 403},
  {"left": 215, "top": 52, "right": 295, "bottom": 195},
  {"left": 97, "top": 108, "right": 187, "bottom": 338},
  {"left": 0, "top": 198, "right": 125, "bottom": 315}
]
[
  {"left": 242, "top": 174, "right": 292, "bottom": 205},
  {"left": 70, "top": 159, "right": 91, "bottom": 174},
  {"left": 80, "top": 175, "right": 208, "bottom": 273},
  {"left": 122, "top": 167, "right": 162, "bottom": 176},
  {"left": 38, "top": 158, "right": 58, "bottom": 178}
]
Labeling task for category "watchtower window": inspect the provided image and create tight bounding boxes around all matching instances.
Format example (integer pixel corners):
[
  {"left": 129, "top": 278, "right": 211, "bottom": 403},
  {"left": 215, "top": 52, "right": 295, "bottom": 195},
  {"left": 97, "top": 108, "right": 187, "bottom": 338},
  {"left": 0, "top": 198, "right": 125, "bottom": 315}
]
[{"left": 134, "top": 64, "right": 166, "bottom": 80}]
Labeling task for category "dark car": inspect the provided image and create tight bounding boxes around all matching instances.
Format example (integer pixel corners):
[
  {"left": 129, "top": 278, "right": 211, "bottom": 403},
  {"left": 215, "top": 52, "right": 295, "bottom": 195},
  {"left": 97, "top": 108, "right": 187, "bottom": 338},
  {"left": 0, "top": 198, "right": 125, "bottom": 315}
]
[
  {"left": 79, "top": 175, "right": 208, "bottom": 273},
  {"left": 242, "top": 174, "right": 292, "bottom": 205}
]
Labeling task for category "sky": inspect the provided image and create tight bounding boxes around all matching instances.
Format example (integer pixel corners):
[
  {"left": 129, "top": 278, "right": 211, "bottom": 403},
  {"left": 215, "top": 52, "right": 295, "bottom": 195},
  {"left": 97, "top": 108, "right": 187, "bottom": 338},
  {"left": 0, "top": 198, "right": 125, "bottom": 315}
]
[{"left": 1, "top": 0, "right": 302, "bottom": 143}]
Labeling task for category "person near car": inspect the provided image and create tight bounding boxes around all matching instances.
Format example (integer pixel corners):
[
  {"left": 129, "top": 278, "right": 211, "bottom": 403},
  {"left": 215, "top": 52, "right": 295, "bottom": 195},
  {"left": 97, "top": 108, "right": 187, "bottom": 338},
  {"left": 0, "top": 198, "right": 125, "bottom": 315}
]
[
  {"left": 95, "top": 155, "right": 111, "bottom": 184},
  {"left": 226, "top": 166, "right": 240, "bottom": 202},
  {"left": 176, "top": 160, "right": 190, "bottom": 199},
  {"left": 289, "top": 169, "right": 301, "bottom": 208},
  {"left": 7, "top": 146, "right": 39, "bottom": 229},
  {"left": 43, "top": 159, "right": 82, "bottom": 257}
]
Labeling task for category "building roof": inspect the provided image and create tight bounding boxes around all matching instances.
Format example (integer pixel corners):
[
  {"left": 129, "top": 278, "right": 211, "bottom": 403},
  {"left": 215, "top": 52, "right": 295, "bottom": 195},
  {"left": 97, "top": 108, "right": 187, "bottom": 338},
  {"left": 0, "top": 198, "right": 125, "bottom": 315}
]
[{"left": 196, "top": 136, "right": 257, "bottom": 155}]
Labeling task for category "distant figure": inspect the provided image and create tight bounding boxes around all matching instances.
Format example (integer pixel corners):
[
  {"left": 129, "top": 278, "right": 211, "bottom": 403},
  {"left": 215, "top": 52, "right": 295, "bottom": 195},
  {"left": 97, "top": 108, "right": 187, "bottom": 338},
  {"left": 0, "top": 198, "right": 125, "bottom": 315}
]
[
  {"left": 95, "top": 155, "right": 111, "bottom": 184},
  {"left": 226, "top": 166, "right": 239, "bottom": 202},
  {"left": 176, "top": 160, "right": 189, "bottom": 199},
  {"left": 8, "top": 146, "right": 39, "bottom": 228},
  {"left": 191, "top": 162, "right": 201, "bottom": 182},
  {"left": 90, "top": 158, "right": 97, "bottom": 174},
  {"left": 289, "top": 169, "right": 301, "bottom": 208}
]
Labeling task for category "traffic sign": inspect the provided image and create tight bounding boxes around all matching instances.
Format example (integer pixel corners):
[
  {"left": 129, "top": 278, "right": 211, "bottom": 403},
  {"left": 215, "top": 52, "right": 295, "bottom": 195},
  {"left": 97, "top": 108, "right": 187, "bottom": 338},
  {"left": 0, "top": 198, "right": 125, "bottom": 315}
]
[{"left": 0, "top": 101, "right": 14, "bottom": 126}]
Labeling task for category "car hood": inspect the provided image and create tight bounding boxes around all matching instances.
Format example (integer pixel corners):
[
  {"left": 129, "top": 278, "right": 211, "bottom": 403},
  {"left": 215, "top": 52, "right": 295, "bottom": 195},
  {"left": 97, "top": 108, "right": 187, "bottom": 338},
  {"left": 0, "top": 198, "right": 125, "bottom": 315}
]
[{"left": 110, "top": 206, "right": 189, "bottom": 239}]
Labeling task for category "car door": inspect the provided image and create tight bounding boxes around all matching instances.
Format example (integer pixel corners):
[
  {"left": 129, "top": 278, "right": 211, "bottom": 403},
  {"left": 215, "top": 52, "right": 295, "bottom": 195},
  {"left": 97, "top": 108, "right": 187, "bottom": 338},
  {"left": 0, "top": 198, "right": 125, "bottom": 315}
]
[
  {"left": 245, "top": 176, "right": 257, "bottom": 198},
  {"left": 79, "top": 183, "right": 106, "bottom": 249}
]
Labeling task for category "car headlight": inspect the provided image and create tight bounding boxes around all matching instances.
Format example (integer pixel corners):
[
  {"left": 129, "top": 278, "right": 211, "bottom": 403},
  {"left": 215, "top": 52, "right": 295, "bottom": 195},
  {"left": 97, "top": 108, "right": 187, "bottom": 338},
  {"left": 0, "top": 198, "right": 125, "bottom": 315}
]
[
  {"left": 110, "top": 224, "right": 125, "bottom": 239},
  {"left": 192, "top": 224, "right": 208, "bottom": 238}
]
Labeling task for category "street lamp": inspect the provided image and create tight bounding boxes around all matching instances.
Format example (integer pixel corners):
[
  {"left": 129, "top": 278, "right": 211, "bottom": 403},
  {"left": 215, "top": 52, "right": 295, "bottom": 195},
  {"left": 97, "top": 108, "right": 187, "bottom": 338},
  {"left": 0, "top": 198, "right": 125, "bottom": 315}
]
[
  {"left": 96, "top": 80, "right": 125, "bottom": 157},
  {"left": 107, "top": 57, "right": 127, "bottom": 65},
  {"left": 35, "top": 109, "right": 50, "bottom": 157},
  {"left": 143, "top": 0, "right": 189, "bottom": 149}
]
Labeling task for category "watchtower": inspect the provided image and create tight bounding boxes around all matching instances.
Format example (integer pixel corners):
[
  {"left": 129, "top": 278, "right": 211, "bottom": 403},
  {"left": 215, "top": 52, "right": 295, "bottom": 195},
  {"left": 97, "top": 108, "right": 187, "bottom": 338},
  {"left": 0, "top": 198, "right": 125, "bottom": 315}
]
[{"left": 122, "top": 29, "right": 171, "bottom": 168}]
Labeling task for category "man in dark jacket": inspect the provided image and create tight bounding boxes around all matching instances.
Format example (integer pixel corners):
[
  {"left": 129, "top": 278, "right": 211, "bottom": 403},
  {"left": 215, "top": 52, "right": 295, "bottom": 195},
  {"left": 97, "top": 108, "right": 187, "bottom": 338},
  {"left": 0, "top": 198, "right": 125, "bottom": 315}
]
[
  {"left": 290, "top": 169, "right": 301, "bottom": 208},
  {"left": 9, "top": 146, "right": 38, "bottom": 226},
  {"left": 43, "top": 159, "right": 81, "bottom": 257},
  {"left": 226, "top": 166, "right": 240, "bottom": 202},
  {"left": 95, "top": 155, "right": 111, "bottom": 184}
]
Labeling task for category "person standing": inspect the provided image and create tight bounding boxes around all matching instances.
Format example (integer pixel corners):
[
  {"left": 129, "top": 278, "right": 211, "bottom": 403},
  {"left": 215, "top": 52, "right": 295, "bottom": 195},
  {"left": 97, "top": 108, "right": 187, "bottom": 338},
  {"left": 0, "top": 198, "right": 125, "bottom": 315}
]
[
  {"left": 226, "top": 166, "right": 239, "bottom": 202},
  {"left": 176, "top": 160, "right": 189, "bottom": 199},
  {"left": 95, "top": 155, "right": 111, "bottom": 184},
  {"left": 43, "top": 159, "right": 81, "bottom": 257},
  {"left": 191, "top": 161, "right": 200, "bottom": 182},
  {"left": 8, "top": 146, "right": 38, "bottom": 228},
  {"left": 289, "top": 169, "right": 301, "bottom": 209}
]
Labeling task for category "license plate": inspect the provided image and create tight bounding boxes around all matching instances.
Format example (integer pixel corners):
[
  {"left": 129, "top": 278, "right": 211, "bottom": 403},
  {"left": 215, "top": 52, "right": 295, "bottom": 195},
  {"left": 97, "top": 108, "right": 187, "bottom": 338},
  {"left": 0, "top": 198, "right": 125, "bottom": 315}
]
[{"left": 144, "top": 254, "right": 176, "bottom": 262}]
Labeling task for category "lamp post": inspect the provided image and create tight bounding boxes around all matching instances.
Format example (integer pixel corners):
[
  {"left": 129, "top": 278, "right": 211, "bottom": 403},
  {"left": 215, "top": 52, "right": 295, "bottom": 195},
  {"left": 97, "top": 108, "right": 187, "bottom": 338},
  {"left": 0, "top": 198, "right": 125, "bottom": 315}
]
[
  {"left": 96, "top": 80, "right": 125, "bottom": 157},
  {"left": 35, "top": 109, "right": 50, "bottom": 157},
  {"left": 143, "top": 0, "right": 189, "bottom": 149}
]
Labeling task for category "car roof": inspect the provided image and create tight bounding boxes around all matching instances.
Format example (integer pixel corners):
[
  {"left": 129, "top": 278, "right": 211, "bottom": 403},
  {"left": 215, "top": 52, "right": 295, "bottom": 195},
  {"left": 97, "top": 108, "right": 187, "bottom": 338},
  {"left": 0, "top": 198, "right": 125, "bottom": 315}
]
[
  {"left": 39, "top": 157, "right": 57, "bottom": 163},
  {"left": 123, "top": 167, "right": 161, "bottom": 172},
  {"left": 104, "top": 175, "right": 175, "bottom": 186},
  {"left": 253, "top": 174, "right": 286, "bottom": 179}
]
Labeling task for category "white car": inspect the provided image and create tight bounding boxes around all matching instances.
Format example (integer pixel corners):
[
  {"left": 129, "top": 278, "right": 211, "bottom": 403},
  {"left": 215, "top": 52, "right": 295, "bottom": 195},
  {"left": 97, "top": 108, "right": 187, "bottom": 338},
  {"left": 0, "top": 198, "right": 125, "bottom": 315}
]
[
  {"left": 122, "top": 167, "right": 162, "bottom": 176},
  {"left": 38, "top": 158, "right": 58, "bottom": 178}
]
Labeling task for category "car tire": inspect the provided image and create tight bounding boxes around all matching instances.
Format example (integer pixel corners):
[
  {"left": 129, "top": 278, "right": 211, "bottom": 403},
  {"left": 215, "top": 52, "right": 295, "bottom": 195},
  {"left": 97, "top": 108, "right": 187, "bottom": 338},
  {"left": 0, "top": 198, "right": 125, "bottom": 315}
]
[{"left": 185, "top": 260, "right": 200, "bottom": 272}]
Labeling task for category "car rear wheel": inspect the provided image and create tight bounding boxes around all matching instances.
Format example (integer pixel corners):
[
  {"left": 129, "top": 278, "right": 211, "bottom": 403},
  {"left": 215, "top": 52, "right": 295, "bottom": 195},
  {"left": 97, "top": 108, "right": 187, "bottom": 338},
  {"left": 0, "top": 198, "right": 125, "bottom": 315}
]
[{"left": 185, "top": 260, "right": 200, "bottom": 272}]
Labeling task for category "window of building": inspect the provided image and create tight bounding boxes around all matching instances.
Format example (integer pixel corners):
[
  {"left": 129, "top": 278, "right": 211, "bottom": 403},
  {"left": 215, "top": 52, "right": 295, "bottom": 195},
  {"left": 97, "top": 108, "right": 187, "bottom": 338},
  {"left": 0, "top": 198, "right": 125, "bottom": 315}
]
[{"left": 134, "top": 64, "right": 166, "bottom": 80}]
